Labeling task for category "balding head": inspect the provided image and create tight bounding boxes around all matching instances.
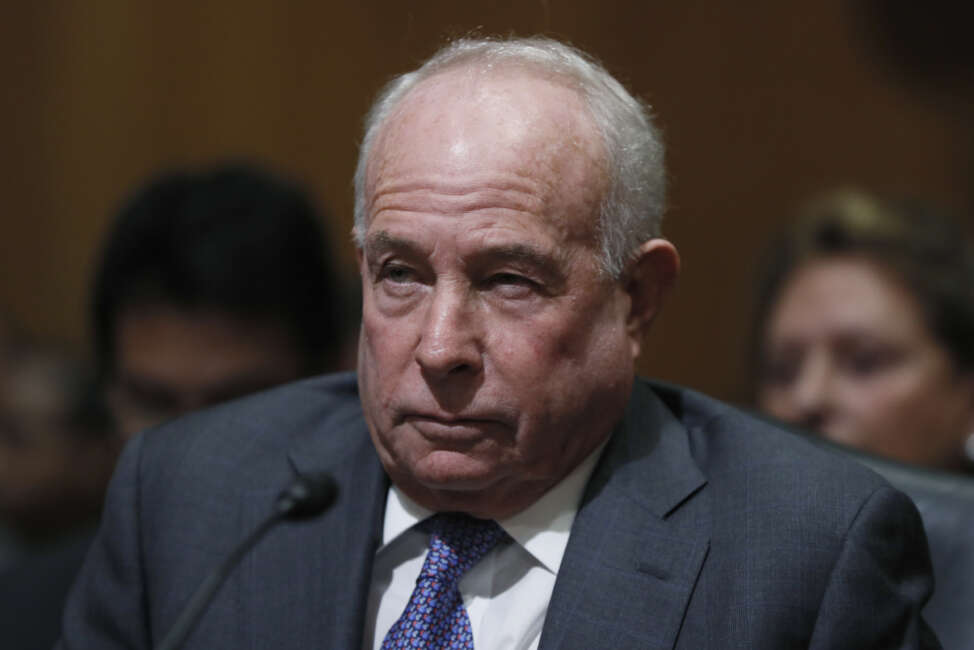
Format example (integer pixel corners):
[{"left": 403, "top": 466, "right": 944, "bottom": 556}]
[
  {"left": 354, "top": 37, "right": 666, "bottom": 277},
  {"left": 366, "top": 65, "right": 608, "bottom": 253}
]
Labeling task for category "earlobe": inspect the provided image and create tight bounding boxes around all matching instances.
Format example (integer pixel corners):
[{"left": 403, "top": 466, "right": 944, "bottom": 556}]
[{"left": 623, "top": 238, "right": 680, "bottom": 358}]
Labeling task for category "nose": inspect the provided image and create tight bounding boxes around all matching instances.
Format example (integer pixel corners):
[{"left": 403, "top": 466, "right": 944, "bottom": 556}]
[
  {"left": 415, "top": 282, "right": 482, "bottom": 381},
  {"left": 789, "top": 351, "right": 835, "bottom": 432}
]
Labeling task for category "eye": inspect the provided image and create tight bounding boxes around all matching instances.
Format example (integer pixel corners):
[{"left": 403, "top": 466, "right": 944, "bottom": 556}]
[
  {"left": 374, "top": 262, "right": 424, "bottom": 300},
  {"left": 761, "top": 354, "right": 800, "bottom": 388},
  {"left": 381, "top": 264, "right": 416, "bottom": 284},
  {"left": 843, "top": 347, "right": 899, "bottom": 378},
  {"left": 491, "top": 272, "right": 531, "bottom": 286},
  {"left": 485, "top": 272, "right": 540, "bottom": 297}
]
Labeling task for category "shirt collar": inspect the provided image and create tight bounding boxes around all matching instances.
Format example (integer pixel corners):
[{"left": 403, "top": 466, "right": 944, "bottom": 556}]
[{"left": 381, "top": 439, "right": 608, "bottom": 575}]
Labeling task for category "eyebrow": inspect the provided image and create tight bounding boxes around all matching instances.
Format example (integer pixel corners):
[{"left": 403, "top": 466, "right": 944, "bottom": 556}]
[
  {"left": 469, "top": 242, "right": 562, "bottom": 273},
  {"left": 469, "top": 243, "right": 570, "bottom": 294},
  {"left": 363, "top": 231, "right": 568, "bottom": 287},
  {"left": 362, "top": 231, "right": 422, "bottom": 261}
]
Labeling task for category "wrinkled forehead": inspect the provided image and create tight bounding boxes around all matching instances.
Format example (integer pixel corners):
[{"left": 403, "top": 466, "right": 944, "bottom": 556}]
[{"left": 364, "top": 66, "right": 608, "bottom": 219}]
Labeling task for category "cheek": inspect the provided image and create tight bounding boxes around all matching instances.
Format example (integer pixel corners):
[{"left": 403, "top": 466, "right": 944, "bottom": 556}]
[
  {"left": 489, "top": 314, "right": 587, "bottom": 380},
  {"left": 757, "top": 389, "right": 794, "bottom": 420},
  {"left": 360, "top": 302, "right": 414, "bottom": 372},
  {"left": 356, "top": 314, "right": 399, "bottom": 417},
  {"left": 845, "top": 367, "right": 948, "bottom": 434},
  {"left": 872, "top": 366, "right": 941, "bottom": 406},
  {"left": 495, "top": 306, "right": 632, "bottom": 414},
  {"left": 552, "top": 299, "right": 632, "bottom": 375},
  {"left": 852, "top": 368, "right": 970, "bottom": 464}
]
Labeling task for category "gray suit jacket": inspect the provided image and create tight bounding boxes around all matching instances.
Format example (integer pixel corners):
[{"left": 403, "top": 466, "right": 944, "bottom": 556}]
[{"left": 58, "top": 373, "right": 940, "bottom": 648}]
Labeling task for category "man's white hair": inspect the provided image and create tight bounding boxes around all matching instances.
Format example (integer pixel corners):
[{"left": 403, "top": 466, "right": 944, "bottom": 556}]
[{"left": 352, "top": 36, "right": 666, "bottom": 278}]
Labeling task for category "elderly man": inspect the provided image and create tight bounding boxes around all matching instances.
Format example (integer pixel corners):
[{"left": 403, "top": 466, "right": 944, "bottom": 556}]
[{"left": 59, "top": 37, "right": 938, "bottom": 649}]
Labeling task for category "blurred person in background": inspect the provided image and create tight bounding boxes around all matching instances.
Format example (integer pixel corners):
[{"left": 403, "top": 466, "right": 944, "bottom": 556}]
[
  {"left": 0, "top": 334, "right": 114, "bottom": 564},
  {"left": 91, "top": 163, "right": 357, "bottom": 438},
  {"left": 0, "top": 326, "right": 115, "bottom": 650},
  {"left": 753, "top": 188, "right": 974, "bottom": 474},
  {"left": 1, "top": 163, "right": 356, "bottom": 649}
]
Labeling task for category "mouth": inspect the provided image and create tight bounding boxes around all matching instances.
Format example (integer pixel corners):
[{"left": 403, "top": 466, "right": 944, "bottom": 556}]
[{"left": 401, "top": 413, "right": 509, "bottom": 443}]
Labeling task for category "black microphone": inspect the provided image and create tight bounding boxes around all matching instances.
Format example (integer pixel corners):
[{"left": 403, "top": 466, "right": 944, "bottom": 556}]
[{"left": 156, "top": 473, "right": 338, "bottom": 650}]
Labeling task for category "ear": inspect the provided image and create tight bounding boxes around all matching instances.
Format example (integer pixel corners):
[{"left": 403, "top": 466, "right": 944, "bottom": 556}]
[
  {"left": 621, "top": 238, "right": 680, "bottom": 358},
  {"left": 958, "top": 373, "right": 974, "bottom": 462}
]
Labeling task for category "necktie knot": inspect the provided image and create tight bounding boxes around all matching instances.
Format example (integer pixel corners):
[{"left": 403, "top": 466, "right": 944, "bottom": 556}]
[{"left": 420, "top": 513, "right": 504, "bottom": 585}]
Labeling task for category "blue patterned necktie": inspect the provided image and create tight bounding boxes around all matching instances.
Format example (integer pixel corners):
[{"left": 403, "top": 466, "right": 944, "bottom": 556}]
[{"left": 381, "top": 513, "right": 504, "bottom": 649}]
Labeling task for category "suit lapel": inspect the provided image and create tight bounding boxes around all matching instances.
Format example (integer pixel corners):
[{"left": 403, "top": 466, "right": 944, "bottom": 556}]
[
  {"left": 241, "top": 396, "right": 388, "bottom": 649},
  {"left": 540, "top": 381, "right": 710, "bottom": 650}
]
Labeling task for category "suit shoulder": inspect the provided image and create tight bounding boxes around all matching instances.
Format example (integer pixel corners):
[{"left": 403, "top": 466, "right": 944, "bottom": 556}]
[
  {"left": 134, "top": 372, "right": 364, "bottom": 488},
  {"left": 641, "top": 378, "right": 895, "bottom": 514}
]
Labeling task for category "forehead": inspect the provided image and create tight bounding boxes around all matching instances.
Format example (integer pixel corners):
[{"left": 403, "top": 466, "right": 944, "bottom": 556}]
[
  {"left": 770, "top": 257, "right": 928, "bottom": 339},
  {"left": 365, "top": 66, "right": 607, "bottom": 233}
]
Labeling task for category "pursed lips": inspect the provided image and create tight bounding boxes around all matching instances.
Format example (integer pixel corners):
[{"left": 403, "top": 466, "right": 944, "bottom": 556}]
[{"left": 400, "top": 412, "right": 512, "bottom": 442}]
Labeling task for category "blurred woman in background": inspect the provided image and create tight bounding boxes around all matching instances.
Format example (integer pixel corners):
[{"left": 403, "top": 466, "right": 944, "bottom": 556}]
[{"left": 753, "top": 189, "right": 974, "bottom": 474}]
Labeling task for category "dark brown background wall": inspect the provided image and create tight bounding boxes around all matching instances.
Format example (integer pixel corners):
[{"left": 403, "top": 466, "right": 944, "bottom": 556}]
[{"left": 2, "top": 1, "right": 970, "bottom": 403}]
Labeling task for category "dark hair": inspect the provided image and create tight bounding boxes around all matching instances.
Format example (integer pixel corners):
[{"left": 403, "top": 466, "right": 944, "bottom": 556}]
[
  {"left": 91, "top": 164, "right": 346, "bottom": 380},
  {"left": 752, "top": 189, "right": 974, "bottom": 389}
]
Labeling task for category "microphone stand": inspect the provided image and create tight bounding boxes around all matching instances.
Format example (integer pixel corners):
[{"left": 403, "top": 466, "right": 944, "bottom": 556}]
[{"left": 156, "top": 474, "right": 337, "bottom": 650}]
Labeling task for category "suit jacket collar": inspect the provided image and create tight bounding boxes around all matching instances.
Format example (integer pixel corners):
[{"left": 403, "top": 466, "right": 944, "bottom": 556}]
[
  {"left": 275, "top": 376, "right": 710, "bottom": 649},
  {"left": 540, "top": 378, "right": 710, "bottom": 650},
  {"left": 600, "top": 378, "right": 708, "bottom": 518}
]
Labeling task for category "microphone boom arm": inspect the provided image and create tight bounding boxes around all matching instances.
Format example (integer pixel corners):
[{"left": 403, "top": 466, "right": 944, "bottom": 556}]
[{"left": 155, "top": 474, "right": 337, "bottom": 650}]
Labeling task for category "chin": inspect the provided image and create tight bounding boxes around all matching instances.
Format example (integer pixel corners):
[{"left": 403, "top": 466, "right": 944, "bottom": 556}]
[{"left": 411, "top": 449, "right": 507, "bottom": 492}]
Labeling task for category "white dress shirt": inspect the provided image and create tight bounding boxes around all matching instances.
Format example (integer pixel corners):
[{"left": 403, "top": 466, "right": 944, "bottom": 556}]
[{"left": 363, "top": 442, "right": 607, "bottom": 650}]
